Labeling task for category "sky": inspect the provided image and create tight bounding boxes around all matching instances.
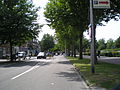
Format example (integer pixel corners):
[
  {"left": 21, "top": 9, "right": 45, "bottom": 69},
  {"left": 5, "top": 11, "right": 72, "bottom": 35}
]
[
  {"left": 32, "top": 0, "right": 55, "bottom": 41},
  {"left": 33, "top": 0, "right": 120, "bottom": 42}
]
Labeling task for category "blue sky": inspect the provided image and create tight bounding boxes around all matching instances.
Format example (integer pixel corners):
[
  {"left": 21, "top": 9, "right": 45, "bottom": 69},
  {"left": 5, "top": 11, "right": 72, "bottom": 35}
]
[{"left": 33, "top": 0, "right": 120, "bottom": 41}]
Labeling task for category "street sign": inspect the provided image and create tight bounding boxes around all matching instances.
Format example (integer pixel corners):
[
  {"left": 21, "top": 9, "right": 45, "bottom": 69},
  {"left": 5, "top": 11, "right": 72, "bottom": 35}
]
[{"left": 93, "top": 0, "right": 110, "bottom": 9}]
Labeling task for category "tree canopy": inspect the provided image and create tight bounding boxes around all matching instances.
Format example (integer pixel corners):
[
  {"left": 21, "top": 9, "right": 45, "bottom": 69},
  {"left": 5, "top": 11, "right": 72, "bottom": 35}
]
[
  {"left": 0, "top": 0, "right": 40, "bottom": 61},
  {"left": 44, "top": 0, "right": 120, "bottom": 60},
  {"left": 0, "top": 0, "right": 40, "bottom": 45},
  {"left": 40, "top": 34, "right": 55, "bottom": 52}
]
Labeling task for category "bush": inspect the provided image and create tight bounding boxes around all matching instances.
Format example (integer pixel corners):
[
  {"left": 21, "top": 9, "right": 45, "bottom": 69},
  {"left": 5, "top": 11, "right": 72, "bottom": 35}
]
[
  {"left": 101, "top": 51, "right": 120, "bottom": 57},
  {"left": 83, "top": 50, "right": 120, "bottom": 57},
  {"left": 83, "top": 52, "right": 90, "bottom": 55}
]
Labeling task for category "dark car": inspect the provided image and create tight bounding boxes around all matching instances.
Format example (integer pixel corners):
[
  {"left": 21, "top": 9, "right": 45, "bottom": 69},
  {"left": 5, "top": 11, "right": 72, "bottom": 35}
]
[{"left": 37, "top": 52, "right": 46, "bottom": 59}]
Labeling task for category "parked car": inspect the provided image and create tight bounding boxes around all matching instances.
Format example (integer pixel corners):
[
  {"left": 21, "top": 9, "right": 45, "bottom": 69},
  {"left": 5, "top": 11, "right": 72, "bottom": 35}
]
[
  {"left": 17, "top": 51, "right": 26, "bottom": 58},
  {"left": 37, "top": 52, "right": 46, "bottom": 59}
]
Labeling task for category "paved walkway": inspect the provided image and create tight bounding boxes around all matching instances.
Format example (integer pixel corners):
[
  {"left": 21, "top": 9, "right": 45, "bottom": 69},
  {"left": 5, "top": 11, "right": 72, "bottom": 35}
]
[{"left": 83, "top": 56, "right": 120, "bottom": 65}]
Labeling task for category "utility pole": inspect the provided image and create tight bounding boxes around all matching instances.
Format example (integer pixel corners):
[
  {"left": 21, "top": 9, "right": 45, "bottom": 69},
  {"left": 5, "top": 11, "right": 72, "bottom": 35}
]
[
  {"left": 90, "top": 0, "right": 95, "bottom": 73},
  {"left": 90, "top": 0, "right": 110, "bottom": 74}
]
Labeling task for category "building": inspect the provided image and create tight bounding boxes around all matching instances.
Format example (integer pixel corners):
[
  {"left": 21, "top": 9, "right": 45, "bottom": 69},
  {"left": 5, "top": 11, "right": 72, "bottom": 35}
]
[{"left": 0, "top": 39, "right": 40, "bottom": 58}]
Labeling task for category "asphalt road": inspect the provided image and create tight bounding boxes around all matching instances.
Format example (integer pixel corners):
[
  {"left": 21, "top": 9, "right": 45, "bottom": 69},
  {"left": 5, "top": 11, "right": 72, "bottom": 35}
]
[{"left": 0, "top": 56, "right": 89, "bottom": 90}]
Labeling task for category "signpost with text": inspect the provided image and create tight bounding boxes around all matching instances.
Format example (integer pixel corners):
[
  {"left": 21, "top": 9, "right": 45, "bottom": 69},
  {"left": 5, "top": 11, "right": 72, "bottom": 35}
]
[{"left": 93, "top": 0, "right": 110, "bottom": 8}]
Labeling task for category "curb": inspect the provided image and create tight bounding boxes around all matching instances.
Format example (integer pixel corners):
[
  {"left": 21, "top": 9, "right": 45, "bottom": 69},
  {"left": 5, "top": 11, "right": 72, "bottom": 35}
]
[{"left": 73, "top": 66, "right": 90, "bottom": 90}]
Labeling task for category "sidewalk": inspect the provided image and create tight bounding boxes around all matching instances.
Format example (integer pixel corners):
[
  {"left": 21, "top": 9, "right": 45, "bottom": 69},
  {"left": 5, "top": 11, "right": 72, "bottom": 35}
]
[{"left": 83, "top": 55, "right": 120, "bottom": 65}]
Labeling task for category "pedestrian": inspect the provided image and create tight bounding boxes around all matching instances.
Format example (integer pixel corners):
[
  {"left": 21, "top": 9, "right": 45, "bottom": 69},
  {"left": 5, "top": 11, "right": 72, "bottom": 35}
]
[
  {"left": 23, "top": 52, "right": 27, "bottom": 60},
  {"left": 29, "top": 52, "right": 32, "bottom": 59},
  {"left": 98, "top": 50, "right": 101, "bottom": 58}
]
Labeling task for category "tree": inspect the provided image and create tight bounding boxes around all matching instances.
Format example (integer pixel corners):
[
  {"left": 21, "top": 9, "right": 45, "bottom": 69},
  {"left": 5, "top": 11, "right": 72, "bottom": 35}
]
[
  {"left": 40, "top": 34, "right": 55, "bottom": 52},
  {"left": 97, "top": 39, "right": 106, "bottom": 50},
  {"left": 115, "top": 36, "right": 120, "bottom": 48},
  {"left": 106, "top": 39, "right": 114, "bottom": 49},
  {"left": 44, "top": 0, "right": 120, "bottom": 63},
  {"left": 83, "top": 38, "right": 90, "bottom": 51},
  {"left": 0, "top": 0, "right": 40, "bottom": 61},
  {"left": 44, "top": 0, "right": 89, "bottom": 58}
]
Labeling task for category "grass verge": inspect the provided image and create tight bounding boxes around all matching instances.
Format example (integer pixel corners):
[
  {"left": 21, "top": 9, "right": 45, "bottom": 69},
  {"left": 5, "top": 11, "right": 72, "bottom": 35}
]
[{"left": 67, "top": 56, "right": 120, "bottom": 90}]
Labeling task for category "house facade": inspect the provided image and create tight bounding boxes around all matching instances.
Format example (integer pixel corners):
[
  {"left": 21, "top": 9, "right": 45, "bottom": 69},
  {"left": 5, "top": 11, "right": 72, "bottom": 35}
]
[{"left": 0, "top": 39, "right": 40, "bottom": 58}]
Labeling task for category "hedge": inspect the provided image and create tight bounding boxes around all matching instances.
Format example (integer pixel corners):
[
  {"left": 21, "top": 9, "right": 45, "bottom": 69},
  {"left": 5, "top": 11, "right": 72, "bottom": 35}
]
[{"left": 83, "top": 51, "right": 120, "bottom": 57}]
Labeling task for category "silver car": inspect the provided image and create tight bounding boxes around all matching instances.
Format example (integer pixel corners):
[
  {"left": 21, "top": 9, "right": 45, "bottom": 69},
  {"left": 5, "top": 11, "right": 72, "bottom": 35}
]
[{"left": 37, "top": 52, "right": 46, "bottom": 59}]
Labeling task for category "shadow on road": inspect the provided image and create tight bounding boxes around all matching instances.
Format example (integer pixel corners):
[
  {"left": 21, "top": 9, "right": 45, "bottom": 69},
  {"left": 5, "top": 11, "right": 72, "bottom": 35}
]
[
  {"left": 57, "top": 61, "right": 72, "bottom": 65},
  {"left": 0, "top": 60, "right": 51, "bottom": 68},
  {"left": 56, "top": 68, "right": 82, "bottom": 82}
]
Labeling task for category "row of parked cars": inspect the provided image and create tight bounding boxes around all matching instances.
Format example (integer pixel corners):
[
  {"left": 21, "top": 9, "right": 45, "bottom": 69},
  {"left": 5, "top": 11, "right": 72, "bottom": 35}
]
[
  {"left": 11, "top": 51, "right": 27, "bottom": 60},
  {"left": 10, "top": 51, "right": 54, "bottom": 60}
]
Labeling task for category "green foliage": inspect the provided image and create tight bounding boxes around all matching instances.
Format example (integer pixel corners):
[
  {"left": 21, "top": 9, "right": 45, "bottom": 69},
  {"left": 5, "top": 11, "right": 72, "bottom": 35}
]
[
  {"left": 40, "top": 34, "right": 55, "bottom": 51},
  {"left": 115, "top": 36, "right": 120, "bottom": 48},
  {"left": 83, "top": 38, "right": 90, "bottom": 51},
  {"left": 0, "top": 0, "right": 40, "bottom": 46},
  {"left": 106, "top": 38, "right": 115, "bottom": 49},
  {"left": 97, "top": 39, "right": 106, "bottom": 50},
  {"left": 100, "top": 50, "right": 120, "bottom": 57},
  {"left": 44, "top": 0, "right": 90, "bottom": 58},
  {"left": 0, "top": 0, "right": 40, "bottom": 61},
  {"left": 44, "top": 0, "right": 120, "bottom": 59},
  {"left": 51, "top": 43, "right": 61, "bottom": 52}
]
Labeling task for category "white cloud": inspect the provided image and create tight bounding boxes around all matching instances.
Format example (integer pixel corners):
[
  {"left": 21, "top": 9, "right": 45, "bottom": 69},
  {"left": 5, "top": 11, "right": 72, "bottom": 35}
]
[
  {"left": 84, "top": 20, "right": 120, "bottom": 41},
  {"left": 39, "top": 25, "right": 55, "bottom": 40},
  {"left": 32, "top": 0, "right": 55, "bottom": 41},
  {"left": 96, "top": 20, "right": 120, "bottom": 41}
]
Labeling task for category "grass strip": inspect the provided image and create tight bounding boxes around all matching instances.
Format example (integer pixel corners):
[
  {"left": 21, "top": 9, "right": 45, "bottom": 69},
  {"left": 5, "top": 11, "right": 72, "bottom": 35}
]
[{"left": 67, "top": 56, "right": 120, "bottom": 90}]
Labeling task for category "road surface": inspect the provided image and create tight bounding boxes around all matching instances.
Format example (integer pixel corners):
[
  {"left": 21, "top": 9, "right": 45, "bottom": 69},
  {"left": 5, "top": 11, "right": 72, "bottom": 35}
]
[{"left": 0, "top": 56, "right": 89, "bottom": 90}]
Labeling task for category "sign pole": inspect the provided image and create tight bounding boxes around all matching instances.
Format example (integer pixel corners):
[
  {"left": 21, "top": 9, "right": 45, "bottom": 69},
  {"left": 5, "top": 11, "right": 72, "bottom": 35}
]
[
  {"left": 90, "top": 0, "right": 95, "bottom": 73},
  {"left": 89, "top": 0, "right": 110, "bottom": 74}
]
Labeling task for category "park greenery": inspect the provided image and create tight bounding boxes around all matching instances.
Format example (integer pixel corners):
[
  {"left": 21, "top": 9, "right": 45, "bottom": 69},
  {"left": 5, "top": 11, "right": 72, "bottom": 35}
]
[
  {"left": 44, "top": 0, "right": 120, "bottom": 63},
  {"left": 83, "top": 37, "right": 120, "bottom": 57},
  {"left": 0, "top": 0, "right": 40, "bottom": 61}
]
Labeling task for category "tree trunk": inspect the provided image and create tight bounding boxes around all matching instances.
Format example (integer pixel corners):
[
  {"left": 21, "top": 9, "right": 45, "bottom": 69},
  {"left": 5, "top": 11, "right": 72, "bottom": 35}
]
[
  {"left": 71, "top": 44, "right": 74, "bottom": 57},
  {"left": 9, "top": 32, "right": 13, "bottom": 62},
  {"left": 94, "top": 25, "right": 98, "bottom": 64},
  {"left": 67, "top": 47, "right": 70, "bottom": 56},
  {"left": 73, "top": 45, "right": 76, "bottom": 57},
  {"left": 10, "top": 40, "right": 13, "bottom": 61},
  {"left": 65, "top": 40, "right": 67, "bottom": 56},
  {"left": 79, "top": 32, "right": 83, "bottom": 59}
]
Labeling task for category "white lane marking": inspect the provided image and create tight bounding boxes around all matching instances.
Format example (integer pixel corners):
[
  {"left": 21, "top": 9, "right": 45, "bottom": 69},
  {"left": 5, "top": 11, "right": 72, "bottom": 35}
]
[
  {"left": 51, "top": 83, "right": 55, "bottom": 85},
  {"left": 11, "top": 63, "right": 39, "bottom": 80}
]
